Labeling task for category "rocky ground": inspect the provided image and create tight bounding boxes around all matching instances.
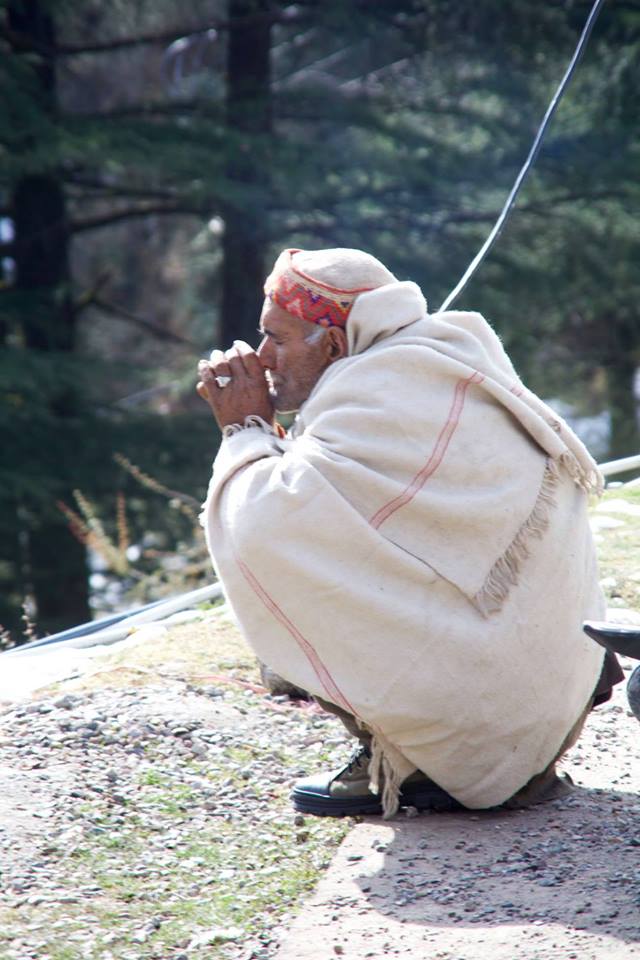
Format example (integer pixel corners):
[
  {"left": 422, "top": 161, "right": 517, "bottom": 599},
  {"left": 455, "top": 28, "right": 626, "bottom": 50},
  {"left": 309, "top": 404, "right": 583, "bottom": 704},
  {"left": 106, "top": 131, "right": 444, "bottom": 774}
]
[
  {"left": 274, "top": 672, "right": 640, "bottom": 960},
  {"left": 1, "top": 485, "right": 639, "bottom": 960},
  {"left": 0, "top": 614, "right": 352, "bottom": 960}
]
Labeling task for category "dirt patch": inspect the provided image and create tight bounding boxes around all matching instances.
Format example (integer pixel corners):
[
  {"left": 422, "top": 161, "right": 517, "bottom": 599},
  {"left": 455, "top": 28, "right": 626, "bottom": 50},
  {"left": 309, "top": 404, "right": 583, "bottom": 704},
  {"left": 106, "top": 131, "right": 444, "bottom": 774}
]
[{"left": 274, "top": 676, "right": 640, "bottom": 960}]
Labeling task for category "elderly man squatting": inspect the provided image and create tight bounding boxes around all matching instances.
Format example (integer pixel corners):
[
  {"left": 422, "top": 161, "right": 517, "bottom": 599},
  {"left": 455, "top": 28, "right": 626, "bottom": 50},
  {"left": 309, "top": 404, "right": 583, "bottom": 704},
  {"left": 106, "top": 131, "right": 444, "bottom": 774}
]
[{"left": 197, "top": 247, "right": 622, "bottom": 818}]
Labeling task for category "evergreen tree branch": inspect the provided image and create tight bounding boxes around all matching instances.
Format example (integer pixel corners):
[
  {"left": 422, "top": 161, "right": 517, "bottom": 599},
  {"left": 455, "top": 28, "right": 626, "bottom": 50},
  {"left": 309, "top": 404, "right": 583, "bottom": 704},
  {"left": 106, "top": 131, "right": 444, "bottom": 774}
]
[
  {"left": 64, "top": 176, "right": 184, "bottom": 202},
  {"left": 436, "top": 190, "right": 634, "bottom": 226},
  {"left": 114, "top": 454, "right": 201, "bottom": 511},
  {"left": 71, "top": 205, "right": 204, "bottom": 234},
  {"left": 275, "top": 187, "right": 631, "bottom": 224},
  {"left": 87, "top": 297, "right": 195, "bottom": 347},
  {"left": 280, "top": 189, "right": 634, "bottom": 239},
  {"left": 69, "top": 99, "right": 222, "bottom": 122},
  {"left": 1, "top": 9, "right": 303, "bottom": 58}
]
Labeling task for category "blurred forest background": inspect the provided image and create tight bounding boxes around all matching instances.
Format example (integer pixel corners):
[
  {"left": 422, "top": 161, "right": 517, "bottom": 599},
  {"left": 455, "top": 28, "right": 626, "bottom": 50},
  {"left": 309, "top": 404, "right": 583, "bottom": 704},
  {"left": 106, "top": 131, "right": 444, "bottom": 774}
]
[{"left": 0, "top": 0, "right": 638, "bottom": 640}]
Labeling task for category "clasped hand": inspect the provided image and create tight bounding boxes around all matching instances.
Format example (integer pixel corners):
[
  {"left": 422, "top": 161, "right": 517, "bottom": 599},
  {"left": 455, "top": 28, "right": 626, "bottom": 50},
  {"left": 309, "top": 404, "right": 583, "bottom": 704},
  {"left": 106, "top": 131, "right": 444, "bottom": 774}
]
[{"left": 196, "top": 340, "right": 274, "bottom": 430}]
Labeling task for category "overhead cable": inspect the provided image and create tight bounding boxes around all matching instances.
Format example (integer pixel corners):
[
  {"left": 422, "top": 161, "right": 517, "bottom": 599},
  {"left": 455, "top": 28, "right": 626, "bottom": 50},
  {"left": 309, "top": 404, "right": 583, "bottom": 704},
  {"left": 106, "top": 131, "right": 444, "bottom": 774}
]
[{"left": 439, "top": 0, "right": 607, "bottom": 312}]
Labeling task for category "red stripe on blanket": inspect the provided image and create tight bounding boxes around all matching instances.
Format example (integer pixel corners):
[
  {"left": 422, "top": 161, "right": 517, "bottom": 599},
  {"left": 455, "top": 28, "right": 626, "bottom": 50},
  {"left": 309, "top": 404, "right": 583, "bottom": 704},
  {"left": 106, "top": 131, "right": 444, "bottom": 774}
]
[
  {"left": 370, "top": 371, "right": 485, "bottom": 530},
  {"left": 235, "top": 556, "right": 356, "bottom": 715}
]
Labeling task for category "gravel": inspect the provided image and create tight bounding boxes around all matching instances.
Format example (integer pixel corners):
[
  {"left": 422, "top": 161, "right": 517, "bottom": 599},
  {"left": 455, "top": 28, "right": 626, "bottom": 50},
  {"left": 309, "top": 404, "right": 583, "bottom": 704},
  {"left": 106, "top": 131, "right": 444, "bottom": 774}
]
[
  {"left": 0, "top": 677, "right": 351, "bottom": 960},
  {"left": 275, "top": 675, "right": 640, "bottom": 960},
  {"left": 3, "top": 487, "right": 640, "bottom": 960}
]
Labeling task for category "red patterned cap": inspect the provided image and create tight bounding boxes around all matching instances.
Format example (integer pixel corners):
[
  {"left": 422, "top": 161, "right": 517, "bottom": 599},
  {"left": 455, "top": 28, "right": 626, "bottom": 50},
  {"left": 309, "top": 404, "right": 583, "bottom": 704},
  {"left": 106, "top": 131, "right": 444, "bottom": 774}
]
[{"left": 263, "top": 248, "right": 395, "bottom": 328}]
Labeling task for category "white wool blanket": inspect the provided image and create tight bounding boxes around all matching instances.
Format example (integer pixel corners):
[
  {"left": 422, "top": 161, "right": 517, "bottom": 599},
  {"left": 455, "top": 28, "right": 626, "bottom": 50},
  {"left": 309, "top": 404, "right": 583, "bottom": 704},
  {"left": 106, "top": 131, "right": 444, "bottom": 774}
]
[{"left": 201, "top": 282, "right": 605, "bottom": 813}]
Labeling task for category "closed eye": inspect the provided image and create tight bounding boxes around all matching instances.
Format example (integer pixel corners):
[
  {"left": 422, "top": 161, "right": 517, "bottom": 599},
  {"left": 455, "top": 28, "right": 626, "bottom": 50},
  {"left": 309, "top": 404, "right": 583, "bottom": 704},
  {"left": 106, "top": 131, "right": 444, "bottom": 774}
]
[{"left": 258, "top": 327, "right": 284, "bottom": 346}]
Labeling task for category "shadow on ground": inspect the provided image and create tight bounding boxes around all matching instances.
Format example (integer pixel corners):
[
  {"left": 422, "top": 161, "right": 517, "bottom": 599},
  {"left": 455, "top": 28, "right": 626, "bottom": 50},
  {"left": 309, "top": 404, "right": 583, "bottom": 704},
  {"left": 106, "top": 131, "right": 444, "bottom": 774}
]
[
  {"left": 276, "top": 781, "right": 640, "bottom": 959},
  {"left": 355, "top": 785, "right": 640, "bottom": 950}
]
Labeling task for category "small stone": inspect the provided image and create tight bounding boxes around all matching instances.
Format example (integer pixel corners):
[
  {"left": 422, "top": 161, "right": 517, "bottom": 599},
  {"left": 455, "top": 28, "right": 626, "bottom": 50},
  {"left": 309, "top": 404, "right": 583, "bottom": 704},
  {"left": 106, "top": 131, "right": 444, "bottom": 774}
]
[
  {"left": 53, "top": 695, "right": 78, "bottom": 710},
  {"left": 188, "top": 926, "right": 242, "bottom": 948},
  {"left": 39, "top": 845, "right": 59, "bottom": 857}
]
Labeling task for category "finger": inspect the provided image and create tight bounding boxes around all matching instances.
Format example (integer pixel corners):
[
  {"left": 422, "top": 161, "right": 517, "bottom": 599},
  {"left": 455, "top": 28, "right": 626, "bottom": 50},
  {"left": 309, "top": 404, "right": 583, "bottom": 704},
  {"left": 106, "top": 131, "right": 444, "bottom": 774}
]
[
  {"left": 233, "top": 339, "right": 264, "bottom": 374},
  {"left": 209, "top": 349, "right": 225, "bottom": 364},
  {"left": 238, "top": 345, "right": 268, "bottom": 379},
  {"left": 199, "top": 359, "right": 230, "bottom": 392},
  {"left": 233, "top": 340, "right": 254, "bottom": 359},
  {"left": 210, "top": 358, "right": 232, "bottom": 381},
  {"left": 227, "top": 340, "right": 263, "bottom": 377},
  {"left": 224, "top": 344, "right": 250, "bottom": 378},
  {"left": 196, "top": 379, "right": 219, "bottom": 405},
  {"left": 227, "top": 351, "right": 248, "bottom": 378},
  {"left": 198, "top": 360, "right": 216, "bottom": 382}
]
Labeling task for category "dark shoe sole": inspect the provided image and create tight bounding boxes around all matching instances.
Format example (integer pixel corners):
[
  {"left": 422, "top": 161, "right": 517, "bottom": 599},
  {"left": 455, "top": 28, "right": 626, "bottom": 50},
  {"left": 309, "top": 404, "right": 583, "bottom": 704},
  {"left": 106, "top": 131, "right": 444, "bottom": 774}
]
[{"left": 291, "top": 781, "right": 462, "bottom": 818}]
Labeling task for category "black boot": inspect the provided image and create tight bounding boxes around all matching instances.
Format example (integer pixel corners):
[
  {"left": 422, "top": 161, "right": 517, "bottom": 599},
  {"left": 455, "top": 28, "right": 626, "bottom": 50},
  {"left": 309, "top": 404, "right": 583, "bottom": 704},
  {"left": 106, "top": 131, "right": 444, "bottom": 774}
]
[{"left": 291, "top": 745, "right": 461, "bottom": 817}]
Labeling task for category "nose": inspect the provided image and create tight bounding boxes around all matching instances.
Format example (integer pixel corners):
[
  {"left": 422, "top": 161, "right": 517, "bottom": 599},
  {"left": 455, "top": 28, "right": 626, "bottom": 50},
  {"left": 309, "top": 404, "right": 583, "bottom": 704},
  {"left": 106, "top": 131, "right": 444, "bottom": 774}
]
[{"left": 257, "top": 336, "right": 274, "bottom": 369}]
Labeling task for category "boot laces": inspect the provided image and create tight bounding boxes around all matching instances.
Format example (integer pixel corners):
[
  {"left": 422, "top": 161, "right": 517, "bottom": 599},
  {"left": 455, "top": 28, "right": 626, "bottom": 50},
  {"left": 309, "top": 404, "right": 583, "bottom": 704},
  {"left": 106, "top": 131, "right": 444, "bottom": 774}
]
[{"left": 343, "top": 745, "right": 371, "bottom": 776}]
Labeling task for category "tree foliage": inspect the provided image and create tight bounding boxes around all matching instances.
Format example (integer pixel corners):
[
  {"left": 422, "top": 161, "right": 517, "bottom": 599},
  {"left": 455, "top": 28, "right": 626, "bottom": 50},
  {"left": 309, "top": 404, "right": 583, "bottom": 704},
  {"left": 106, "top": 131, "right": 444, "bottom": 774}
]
[{"left": 0, "top": 0, "right": 638, "bottom": 634}]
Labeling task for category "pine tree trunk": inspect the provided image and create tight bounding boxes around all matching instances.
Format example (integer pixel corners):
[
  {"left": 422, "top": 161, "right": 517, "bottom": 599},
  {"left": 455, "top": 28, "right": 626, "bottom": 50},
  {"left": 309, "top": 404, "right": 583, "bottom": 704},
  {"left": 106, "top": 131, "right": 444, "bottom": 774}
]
[
  {"left": 220, "top": 0, "right": 273, "bottom": 347},
  {"left": 601, "top": 314, "right": 640, "bottom": 460},
  {"left": 8, "top": 1, "right": 90, "bottom": 635},
  {"left": 606, "top": 354, "right": 639, "bottom": 461}
]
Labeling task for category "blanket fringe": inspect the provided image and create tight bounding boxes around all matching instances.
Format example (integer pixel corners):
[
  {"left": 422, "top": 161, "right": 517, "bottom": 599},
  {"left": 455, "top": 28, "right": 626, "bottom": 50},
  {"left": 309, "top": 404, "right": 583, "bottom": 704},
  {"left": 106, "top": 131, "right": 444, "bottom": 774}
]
[
  {"left": 547, "top": 418, "right": 603, "bottom": 495},
  {"left": 369, "top": 737, "right": 404, "bottom": 819},
  {"left": 473, "top": 458, "right": 561, "bottom": 617},
  {"left": 558, "top": 449, "right": 603, "bottom": 496}
]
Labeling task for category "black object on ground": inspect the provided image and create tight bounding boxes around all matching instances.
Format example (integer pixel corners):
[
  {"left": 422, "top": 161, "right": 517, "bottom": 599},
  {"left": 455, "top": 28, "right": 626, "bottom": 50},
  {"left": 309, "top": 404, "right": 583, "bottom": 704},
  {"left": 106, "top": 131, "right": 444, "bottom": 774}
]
[
  {"left": 583, "top": 621, "right": 640, "bottom": 722},
  {"left": 583, "top": 621, "right": 640, "bottom": 661}
]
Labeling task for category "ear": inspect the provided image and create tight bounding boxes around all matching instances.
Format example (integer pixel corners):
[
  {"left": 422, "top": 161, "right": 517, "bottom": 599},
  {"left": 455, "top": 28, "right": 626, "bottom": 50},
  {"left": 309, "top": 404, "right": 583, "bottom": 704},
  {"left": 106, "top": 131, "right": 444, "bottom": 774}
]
[{"left": 325, "top": 326, "right": 348, "bottom": 363}]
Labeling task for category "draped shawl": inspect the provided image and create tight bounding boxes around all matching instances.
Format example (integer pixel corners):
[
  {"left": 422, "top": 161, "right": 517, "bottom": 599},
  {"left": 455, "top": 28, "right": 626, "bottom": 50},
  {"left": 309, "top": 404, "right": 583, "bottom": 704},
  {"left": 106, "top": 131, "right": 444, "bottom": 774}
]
[{"left": 201, "top": 281, "right": 605, "bottom": 814}]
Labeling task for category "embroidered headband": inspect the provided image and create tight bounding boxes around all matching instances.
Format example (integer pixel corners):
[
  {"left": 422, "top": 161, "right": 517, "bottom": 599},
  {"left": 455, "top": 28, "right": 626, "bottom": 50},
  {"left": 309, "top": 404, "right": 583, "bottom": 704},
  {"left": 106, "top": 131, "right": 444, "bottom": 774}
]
[{"left": 263, "top": 248, "right": 378, "bottom": 329}]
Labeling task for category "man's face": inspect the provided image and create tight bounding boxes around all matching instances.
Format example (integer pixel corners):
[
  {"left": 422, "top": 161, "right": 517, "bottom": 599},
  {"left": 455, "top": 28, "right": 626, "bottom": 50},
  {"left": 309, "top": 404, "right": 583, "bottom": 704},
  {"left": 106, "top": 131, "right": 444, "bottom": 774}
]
[{"left": 257, "top": 300, "right": 336, "bottom": 413}]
